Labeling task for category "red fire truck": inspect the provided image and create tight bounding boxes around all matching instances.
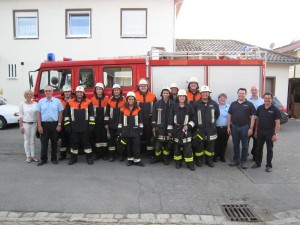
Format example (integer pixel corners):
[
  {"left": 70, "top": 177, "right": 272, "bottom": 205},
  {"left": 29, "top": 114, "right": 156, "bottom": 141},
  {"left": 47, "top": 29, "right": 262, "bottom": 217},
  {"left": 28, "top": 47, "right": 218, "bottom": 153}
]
[{"left": 29, "top": 50, "right": 266, "bottom": 103}]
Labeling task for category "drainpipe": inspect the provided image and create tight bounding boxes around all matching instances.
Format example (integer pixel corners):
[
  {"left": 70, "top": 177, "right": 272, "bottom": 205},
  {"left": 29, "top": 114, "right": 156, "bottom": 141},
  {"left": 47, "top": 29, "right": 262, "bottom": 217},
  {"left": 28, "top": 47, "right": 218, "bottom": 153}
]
[{"left": 173, "top": 1, "right": 184, "bottom": 51}]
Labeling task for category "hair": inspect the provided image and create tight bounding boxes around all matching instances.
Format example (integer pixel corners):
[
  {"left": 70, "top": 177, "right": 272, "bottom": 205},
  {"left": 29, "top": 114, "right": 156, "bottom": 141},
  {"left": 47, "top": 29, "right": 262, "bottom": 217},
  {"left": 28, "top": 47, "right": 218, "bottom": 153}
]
[
  {"left": 237, "top": 88, "right": 247, "bottom": 94},
  {"left": 24, "top": 89, "right": 33, "bottom": 98},
  {"left": 218, "top": 93, "right": 227, "bottom": 99},
  {"left": 125, "top": 97, "right": 138, "bottom": 108},
  {"left": 160, "top": 89, "right": 170, "bottom": 98},
  {"left": 263, "top": 92, "right": 273, "bottom": 99}
]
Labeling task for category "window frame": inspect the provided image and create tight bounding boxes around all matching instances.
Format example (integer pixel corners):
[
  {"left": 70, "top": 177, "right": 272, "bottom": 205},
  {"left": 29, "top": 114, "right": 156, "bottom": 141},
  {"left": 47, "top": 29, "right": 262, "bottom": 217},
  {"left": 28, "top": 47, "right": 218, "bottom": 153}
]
[
  {"left": 103, "top": 67, "right": 133, "bottom": 88},
  {"left": 120, "top": 8, "right": 147, "bottom": 38},
  {"left": 65, "top": 9, "right": 92, "bottom": 39},
  {"left": 13, "top": 10, "right": 39, "bottom": 39}
]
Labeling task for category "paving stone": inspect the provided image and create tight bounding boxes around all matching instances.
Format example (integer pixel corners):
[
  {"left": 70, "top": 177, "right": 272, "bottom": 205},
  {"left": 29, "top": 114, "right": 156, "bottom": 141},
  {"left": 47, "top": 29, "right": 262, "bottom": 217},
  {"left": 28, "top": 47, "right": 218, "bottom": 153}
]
[
  {"left": 156, "top": 214, "right": 170, "bottom": 223},
  {"left": 126, "top": 214, "right": 140, "bottom": 219},
  {"left": 7, "top": 212, "right": 22, "bottom": 218},
  {"left": 0, "top": 211, "right": 9, "bottom": 217},
  {"left": 266, "top": 217, "right": 300, "bottom": 225},
  {"left": 140, "top": 213, "right": 156, "bottom": 222},
  {"left": 170, "top": 214, "right": 185, "bottom": 223},
  {"left": 114, "top": 214, "right": 125, "bottom": 219},
  {"left": 22, "top": 212, "right": 36, "bottom": 217},
  {"left": 272, "top": 212, "right": 289, "bottom": 219},
  {"left": 185, "top": 214, "right": 200, "bottom": 222},
  {"left": 84, "top": 214, "right": 100, "bottom": 219},
  {"left": 101, "top": 214, "right": 114, "bottom": 219}
]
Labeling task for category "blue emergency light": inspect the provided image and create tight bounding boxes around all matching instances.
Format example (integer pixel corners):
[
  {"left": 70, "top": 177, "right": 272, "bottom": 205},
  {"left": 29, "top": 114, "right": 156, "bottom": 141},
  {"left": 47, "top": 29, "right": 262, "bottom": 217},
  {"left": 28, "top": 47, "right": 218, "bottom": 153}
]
[{"left": 47, "top": 53, "right": 55, "bottom": 61}]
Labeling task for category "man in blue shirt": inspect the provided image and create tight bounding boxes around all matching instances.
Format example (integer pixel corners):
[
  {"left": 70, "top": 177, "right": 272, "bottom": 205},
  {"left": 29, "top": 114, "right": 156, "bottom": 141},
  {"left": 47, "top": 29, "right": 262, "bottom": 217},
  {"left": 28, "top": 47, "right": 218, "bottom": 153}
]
[
  {"left": 36, "top": 86, "right": 64, "bottom": 166},
  {"left": 248, "top": 85, "right": 264, "bottom": 161}
]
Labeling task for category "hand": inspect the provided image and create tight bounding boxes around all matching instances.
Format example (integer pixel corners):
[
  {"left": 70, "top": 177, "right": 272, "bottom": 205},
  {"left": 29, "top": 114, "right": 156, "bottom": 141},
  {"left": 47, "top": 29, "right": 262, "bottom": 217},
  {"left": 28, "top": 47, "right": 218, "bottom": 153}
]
[
  {"left": 272, "top": 134, "right": 278, "bottom": 142},
  {"left": 38, "top": 125, "right": 43, "bottom": 135},
  {"left": 105, "top": 125, "right": 109, "bottom": 130},
  {"left": 140, "top": 132, "right": 143, "bottom": 136},
  {"left": 152, "top": 128, "right": 156, "bottom": 136},
  {"left": 56, "top": 125, "right": 61, "bottom": 132},
  {"left": 183, "top": 125, "right": 188, "bottom": 132},
  {"left": 227, "top": 127, "right": 231, "bottom": 135},
  {"left": 20, "top": 127, "right": 25, "bottom": 134},
  {"left": 248, "top": 128, "right": 253, "bottom": 137}
]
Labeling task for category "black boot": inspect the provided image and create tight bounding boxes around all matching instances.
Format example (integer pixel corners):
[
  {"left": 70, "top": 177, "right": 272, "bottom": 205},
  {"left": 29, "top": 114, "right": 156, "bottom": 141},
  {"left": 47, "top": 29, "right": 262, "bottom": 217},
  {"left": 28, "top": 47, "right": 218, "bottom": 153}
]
[
  {"left": 58, "top": 151, "right": 66, "bottom": 161},
  {"left": 150, "top": 156, "right": 161, "bottom": 164},
  {"left": 163, "top": 155, "right": 169, "bottom": 165},
  {"left": 175, "top": 160, "right": 182, "bottom": 169},
  {"left": 206, "top": 157, "right": 214, "bottom": 167},
  {"left": 195, "top": 156, "right": 203, "bottom": 167},
  {"left": 135, "top": 160, "right": 145, "bottom": 167},
  {"left": 93, "top": 147, "right": 101, "bottom": 161},
  {"left": 119, "top": 153, "right": 126, "bottom": 162},
  {"left": 109, "top": 151, "right": 115, "bottom": 162},
  {"left": 186, "top": 162, "right": 195, "bottom": 171},
  {"left": 68, "top": 154, "right": 77, "bottom": 165},
  {"left": 86, "top": 153, "right": 93, "bottom": 165},
  {"left": 127, "top": 160, "right": 134, "bottom": 166},
  {"left": 102, "top": 147, "right": 108, "bottom": 161}
]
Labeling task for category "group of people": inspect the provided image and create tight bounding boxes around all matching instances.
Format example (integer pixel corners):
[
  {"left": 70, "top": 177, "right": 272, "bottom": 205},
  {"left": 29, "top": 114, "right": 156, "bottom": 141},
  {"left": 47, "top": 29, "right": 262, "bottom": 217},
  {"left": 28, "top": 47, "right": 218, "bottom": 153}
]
[{"left": 18, "top": 77, "right": 281, "bottom": 172}]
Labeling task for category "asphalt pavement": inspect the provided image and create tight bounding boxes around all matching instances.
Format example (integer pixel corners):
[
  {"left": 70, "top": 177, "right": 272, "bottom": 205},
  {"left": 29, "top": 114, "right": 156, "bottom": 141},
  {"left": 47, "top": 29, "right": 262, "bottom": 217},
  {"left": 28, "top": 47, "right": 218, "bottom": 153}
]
[{"left": 0, "top": 119, "right": 299, "bottom": 225}]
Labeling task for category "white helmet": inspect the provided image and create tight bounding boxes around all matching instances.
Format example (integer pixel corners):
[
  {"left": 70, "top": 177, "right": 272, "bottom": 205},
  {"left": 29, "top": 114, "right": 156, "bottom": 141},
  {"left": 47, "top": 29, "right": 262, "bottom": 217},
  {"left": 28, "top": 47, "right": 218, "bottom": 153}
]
[
  {"left": 75, "top": 86, "right": 85, "bottom": 93},
  {"left": 95, "top": 82, "right": 104, "bottom": 89},
  {"left": 138, "top": 79, "right": 148, "bottom": 86},
  {"left": 200, "top": 85, "right": 211, "bottom": 93},
  {"left": 62, "top": 85, "right": 71, "bottom": 92},
  {"left": 170, "top": 83, "right": 178, "bottom": 89},
  {"left": 112, "top": 84, "right": 121, "bottom": 89},
  {"left": 177, "top": 89, "right": 187, "bottom": 96},
  {"left": 126, "top": 91, "right": 136, "bottom": 98},
  {"left": 189, "top": 77, "right": 198, "bottom": 84},
  {"left": 162, "top": 86, "right": 171, "bottom": 92}
]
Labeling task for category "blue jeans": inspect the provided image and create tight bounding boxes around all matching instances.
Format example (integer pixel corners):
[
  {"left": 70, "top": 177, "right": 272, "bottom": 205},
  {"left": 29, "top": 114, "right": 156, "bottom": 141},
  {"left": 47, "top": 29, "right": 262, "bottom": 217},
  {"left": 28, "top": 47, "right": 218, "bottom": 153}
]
[{"left": 231, "top": 124, "right": 249, "bottom": 163}]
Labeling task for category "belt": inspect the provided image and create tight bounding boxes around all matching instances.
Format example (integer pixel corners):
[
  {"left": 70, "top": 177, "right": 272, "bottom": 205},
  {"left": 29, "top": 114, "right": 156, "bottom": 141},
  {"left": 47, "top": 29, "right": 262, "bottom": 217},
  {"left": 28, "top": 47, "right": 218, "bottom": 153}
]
[
  {"left": 233, "top": 124, "right": 247, "bottom": 127},
  {"left": 23, "top": 121, "right": 36, "bottom": 124},
  {"left": 42, "top": 121, "right": 58, "bottom": 124},
  {"left": 217, "top": 126, "right": 227, "bottom": 129}
]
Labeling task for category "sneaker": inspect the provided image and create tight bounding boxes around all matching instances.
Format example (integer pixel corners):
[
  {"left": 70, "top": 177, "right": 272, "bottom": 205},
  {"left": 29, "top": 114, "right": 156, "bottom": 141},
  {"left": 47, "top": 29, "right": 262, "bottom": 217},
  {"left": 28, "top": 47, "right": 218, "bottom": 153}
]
[
  {"left": 241, "top": 162, "right": 248, "bottom": 169},
  {"left": 26, "top": 157, "right": 31, "bottom": 163},
  {"left": 251, "top": 163, "right": 261, "bottom": 169},
  {"left": 31, "top": 157, "right": 39, "bottom": 162},
  {"left": 266, "top": 166, "right": 272, "bottom": 172}
]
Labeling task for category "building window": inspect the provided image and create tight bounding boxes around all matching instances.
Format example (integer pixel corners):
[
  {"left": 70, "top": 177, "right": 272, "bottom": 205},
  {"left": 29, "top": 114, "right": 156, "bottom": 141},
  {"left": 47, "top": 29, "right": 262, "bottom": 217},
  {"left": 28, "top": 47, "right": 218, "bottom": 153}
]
[
  {"left": 8, "top": 64, "right": 17, "bottom": 79},
  {"left": 13, "top": 10, "right": 38, "bottom": 39},
  {"left": 121, "top": 9, "right": 147, "bottom": 38},
  {"left": 66, "top": 9, "right": 91, "bottom": 38},
  {"left": 103, "top": 67, "right": 133, "bottom": 87}
]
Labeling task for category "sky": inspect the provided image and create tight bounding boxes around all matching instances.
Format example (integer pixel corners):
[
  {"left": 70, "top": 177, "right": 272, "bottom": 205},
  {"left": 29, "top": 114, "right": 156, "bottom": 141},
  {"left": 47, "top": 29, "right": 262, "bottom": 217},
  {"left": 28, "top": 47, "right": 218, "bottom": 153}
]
[{"left": 175, "top": 0, "right": 300, "bottom": 49}]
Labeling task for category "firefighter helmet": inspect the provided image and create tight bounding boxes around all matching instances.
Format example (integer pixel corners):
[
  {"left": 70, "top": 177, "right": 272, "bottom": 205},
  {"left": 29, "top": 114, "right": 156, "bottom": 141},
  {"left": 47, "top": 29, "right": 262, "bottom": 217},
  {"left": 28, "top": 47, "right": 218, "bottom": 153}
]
[
  {"left": 95, "top": 82, "right": 104, "bottom": 89},
  {"left": 138, "top": 79, "right": 148, "bottom": 86},
  {"left": 200, "top": 85, "right": 211, "bottom": 93},
  {"left": 170, "top": 83, "right": 178, "bottom": 89},
  {"left": 75, "top": 86, "right": 85, "bottom": 93},
  {"left": 177, "top": 89, "right": 187, "bottom": 96},
  {"left": 112, "top": 84, "right": 121, "bottom": 89},
  {"left": 126, "top": 91, "right": 136, "bottom": 99},
  {"left": 62, "top": 85, "right": 71, "bottom": 92},
  {"left": 189, "top": 77, "right": 198, "bottom": 84}
]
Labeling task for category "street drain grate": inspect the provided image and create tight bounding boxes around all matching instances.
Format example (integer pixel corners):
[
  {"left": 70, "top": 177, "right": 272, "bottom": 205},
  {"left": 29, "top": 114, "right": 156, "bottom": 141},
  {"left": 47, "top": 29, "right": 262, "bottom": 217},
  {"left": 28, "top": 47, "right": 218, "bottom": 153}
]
[{"left": 221, "top": 204, "right": 261, "bottom": 222}]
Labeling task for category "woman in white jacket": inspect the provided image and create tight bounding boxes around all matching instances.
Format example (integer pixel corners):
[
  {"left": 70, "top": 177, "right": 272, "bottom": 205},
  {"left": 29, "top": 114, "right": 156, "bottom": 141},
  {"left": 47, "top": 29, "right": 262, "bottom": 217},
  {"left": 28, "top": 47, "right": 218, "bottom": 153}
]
[{"left": 19, "top": 90, "right": 39, "bottom": 163}]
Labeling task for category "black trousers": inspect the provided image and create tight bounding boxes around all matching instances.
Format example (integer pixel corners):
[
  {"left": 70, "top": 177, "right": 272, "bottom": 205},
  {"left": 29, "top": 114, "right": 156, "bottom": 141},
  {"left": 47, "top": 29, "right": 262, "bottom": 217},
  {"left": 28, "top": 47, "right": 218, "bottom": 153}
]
[
  {"left": 126, "top": 137, "right": 141, "bottom": 161},
  {"left": 214, "top": 126, "right": 229, "bottom": 159},
  {"left": 60, "top": 126, "right": 71, "bottom": 153},
  {"left": 174, "top": 142, "right": 193, "bottom": 162},
  {"left": 255, "top": 129, "right": 274, "bottom": 168},
  {"left": 249, "top": 124, "right": 257, "bottom": 158},
  {"left": 40, "top": 122, "right": 59, "bottom": 162},
  {"left": 70, "top": 132, "right": 91, "bottom": 153}
]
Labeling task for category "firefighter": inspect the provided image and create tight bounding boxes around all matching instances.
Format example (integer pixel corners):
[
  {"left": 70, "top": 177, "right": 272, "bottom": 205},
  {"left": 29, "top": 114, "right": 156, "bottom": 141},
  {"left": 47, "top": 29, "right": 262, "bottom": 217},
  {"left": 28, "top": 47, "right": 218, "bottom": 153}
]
[
  {"left": 150, "top": 86, "right": 175, "bottom": 165},
  {"left": 170, "top": 82, "right": 179, "bottom": 103},
  {"left": 105, "top": 84, "right": 126, "bottom": 162},
  {"left": 118, "top": 92, "right": 145, "bottom": 167},
  {"left": 64, "top": 86, "right": 95, "bottom": 165},
  {"left": 168, "top": 89, "right": 196, "bottom": 171},
  {"left": 91, "top": 82, "right": 109, "bottom": 161},
  {"left": 135, "top": 79, "right": 157, "bottom": 159},
  {"left": 58, "top": 85, "right": 73, "bottom": 161},
  {"left": 193, "top": 85, "right": 220, "bottom": 167},
  {"left": 186, "top": 77, "right": 201, "bottom": 103}
]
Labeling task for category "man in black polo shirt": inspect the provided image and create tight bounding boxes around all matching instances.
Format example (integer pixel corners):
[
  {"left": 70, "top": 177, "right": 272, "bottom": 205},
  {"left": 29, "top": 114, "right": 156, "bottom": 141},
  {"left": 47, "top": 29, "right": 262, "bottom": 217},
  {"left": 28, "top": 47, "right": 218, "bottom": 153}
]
[
  {"left": 251, "top": 93, "right": 281, "bottom": 172},
  {"left": 227, "top": 88, "right": 256, "bottom": 169}
]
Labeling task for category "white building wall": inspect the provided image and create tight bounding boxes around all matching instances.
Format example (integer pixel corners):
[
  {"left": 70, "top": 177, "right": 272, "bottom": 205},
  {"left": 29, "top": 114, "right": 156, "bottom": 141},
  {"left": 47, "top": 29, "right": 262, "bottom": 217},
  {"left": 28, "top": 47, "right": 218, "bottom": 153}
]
[
  {"left": 266, "top": 63, "right": 289, "bottom": 107},
  {"left": 0, "top": 0, "right": 175, "bottom": 104}
]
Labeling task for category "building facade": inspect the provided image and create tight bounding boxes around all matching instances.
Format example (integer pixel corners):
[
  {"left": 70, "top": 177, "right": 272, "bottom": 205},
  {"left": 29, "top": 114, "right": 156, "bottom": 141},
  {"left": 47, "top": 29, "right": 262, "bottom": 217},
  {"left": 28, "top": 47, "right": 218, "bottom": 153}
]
[{"left": 0, "top": 0, "right": 177, "bottom": 104}]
